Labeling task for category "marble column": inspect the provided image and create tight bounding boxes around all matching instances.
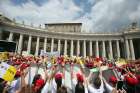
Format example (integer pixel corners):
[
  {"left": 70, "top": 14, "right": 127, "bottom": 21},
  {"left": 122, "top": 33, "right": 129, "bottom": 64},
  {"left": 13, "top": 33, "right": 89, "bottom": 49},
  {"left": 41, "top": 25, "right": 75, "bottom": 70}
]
[
  {"left": 77, "top": 40, "right": 80, "bottom": 56},
  {"left": 70, "top": 40, "right": 73, "bottom": 57},
  {"left": 96, "top": 41, "right": 99, "bottom": 57},
  {"left": 130, "top": 39, "right": 135, "bottom": 60},
  {"left": 116, "top": 40, "right": 120, "bottom": 58},
  {"left": 102, "top": 41, "right": 106, "bottom": 58},
  {"left": 17, "top": 34, "right": 23, "bottom": 54},
  {"left": 51, "top": 38, "right": 54, "bottom": 53},
  {"left": 109, "top": 40, "right": 113, "bottom": 59},
  {"left": 125, "top": 39, "right": 130, "bottom": 59},
  {"left": 58, "top": 39, "right": 61, "bottom": 54},
  {"left": 8, "top": 32, "right": 13, "bottom": 41},
  {"left": 89, "top": 40, "right": 92, "bottom": 56},
  {"left": 35, "top": 37, "right": 40, "bottom": 56},
  {"left": 27, "top": 35, "right": 32, "bottom": 54},
  {"left": 64, "top": 39, "right": 67, "bottom": 55},
  {"left": 83, "top": 40, "right": 86, "bottom": 57},
  {"left": 44, "top": 38, "right": 47, "bottom": 52}
]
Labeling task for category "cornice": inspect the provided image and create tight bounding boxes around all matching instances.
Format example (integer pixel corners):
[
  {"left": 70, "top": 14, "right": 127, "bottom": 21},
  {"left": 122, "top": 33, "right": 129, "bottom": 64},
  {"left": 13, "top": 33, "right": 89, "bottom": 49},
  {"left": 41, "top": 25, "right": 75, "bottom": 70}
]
[{"left": 1, "top": 21, "right": 139, "bottom": 40}]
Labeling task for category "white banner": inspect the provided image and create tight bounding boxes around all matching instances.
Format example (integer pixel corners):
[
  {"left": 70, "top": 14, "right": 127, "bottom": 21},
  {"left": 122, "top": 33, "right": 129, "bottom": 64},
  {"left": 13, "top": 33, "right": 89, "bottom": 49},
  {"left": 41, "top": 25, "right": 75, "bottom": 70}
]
[{"left": 40, "top": 50, "right": 60, "bottom": 57}]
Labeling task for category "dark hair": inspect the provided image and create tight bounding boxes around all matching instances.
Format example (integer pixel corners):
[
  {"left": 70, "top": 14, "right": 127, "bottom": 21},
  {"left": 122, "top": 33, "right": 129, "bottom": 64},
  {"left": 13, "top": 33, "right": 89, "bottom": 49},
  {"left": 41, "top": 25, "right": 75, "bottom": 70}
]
[
  {"left": 32, "top": 74, "right": 44, "bottom": 93},
  {"left": 55, "top": 78, "right": 68, "bottom": 93},
  {"left": 57, "top": 86, "right": 67, "bottom": 93},
  {"left": 75, "top": 82, "right": 85, "bottom": 93},
  {"left": 93, "top": 76, "right": 101, "bottom": 89},
  {"left": 55, "top": 78, "right": 62, "bottom": 90},
  {"left": 32, "top": 74, "right": 41, "bottom": 84}
]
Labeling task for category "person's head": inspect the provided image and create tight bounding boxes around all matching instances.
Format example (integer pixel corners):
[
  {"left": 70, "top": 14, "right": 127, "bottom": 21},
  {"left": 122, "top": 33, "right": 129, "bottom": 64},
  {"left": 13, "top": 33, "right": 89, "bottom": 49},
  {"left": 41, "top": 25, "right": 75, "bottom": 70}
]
[
  {"left": 76, "top": 73, "right": 84, "bottom": 83},
  {"left": 55, "top": 73, "right": 62, "bottom": 89},
  {"left": 14, "top": 70, "right": 21, "bottom": 79},
  {"left": 93, "top": 76, "right": 101, "bottom": 89},
  {"left": 32, "top": 74, "right": 41, "bottom": 84},
  {"left": 75, "top": 83, "right": 85, "bottom": 93},
  {"left": 32, "top": 74, "right": 44, "bottom": 93},
  {"left": 109, "top": 76, "right": 117, "bottom": 87}
]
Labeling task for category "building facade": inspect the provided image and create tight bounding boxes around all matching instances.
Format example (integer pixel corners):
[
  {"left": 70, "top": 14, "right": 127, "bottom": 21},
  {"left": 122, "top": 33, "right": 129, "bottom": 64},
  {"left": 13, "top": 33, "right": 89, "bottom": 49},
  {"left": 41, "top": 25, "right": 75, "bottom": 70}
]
[{"left": 0, "top": 15, "right": 140, "bottom": 60}]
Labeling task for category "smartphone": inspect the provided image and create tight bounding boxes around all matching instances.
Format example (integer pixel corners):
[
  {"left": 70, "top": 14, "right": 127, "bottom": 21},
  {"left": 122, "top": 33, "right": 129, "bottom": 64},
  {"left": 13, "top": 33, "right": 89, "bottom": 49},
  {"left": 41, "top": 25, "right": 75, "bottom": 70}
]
[{"left": 117, "top": 81, "right": 124, "bottom": 90}]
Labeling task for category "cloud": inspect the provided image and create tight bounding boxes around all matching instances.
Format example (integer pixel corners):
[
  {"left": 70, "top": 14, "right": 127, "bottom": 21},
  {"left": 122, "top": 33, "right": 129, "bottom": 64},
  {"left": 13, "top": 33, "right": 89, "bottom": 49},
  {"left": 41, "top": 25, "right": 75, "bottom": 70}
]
[
  {"left": 83, "top": 0, "right": 140, "bottom": 32},
  {"left": 0, "top": 0, "right": 82, "bottom": 27},
  {"left": 0, "top": 0, "right": 140, "bottom": 32}
]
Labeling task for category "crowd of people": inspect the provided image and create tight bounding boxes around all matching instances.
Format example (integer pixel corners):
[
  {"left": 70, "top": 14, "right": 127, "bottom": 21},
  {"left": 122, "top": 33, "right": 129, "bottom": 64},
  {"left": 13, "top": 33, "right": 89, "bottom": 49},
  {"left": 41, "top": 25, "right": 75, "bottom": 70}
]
[{"left": 0, "top": 52, "right": 140, "bottom": 93}]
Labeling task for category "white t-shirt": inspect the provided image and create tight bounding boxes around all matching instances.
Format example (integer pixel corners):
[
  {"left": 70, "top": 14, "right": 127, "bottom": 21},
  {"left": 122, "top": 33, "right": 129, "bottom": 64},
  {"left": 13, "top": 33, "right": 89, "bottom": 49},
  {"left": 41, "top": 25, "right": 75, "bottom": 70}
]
[
  {"left": 104, "top": 81, "right": 113, "bottom": 93},
  {"left": 72, "top": 78, "right": 88, "bottom": 93},
  {"left": 41, "top": 82, "right": 50, "bottom": 93},
  {"left": 88, "top": 79, "right": 104, "bottom": 93}
]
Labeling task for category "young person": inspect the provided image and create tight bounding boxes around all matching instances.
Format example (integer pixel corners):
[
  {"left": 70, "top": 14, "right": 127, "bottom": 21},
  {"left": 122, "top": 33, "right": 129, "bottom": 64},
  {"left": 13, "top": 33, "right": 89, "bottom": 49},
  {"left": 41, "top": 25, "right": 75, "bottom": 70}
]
[
  {"left": 87, "top": 63, "right": 105, "bottom": 93},
  {"left": 70, "top": 62, "right": 88, "bottom": 93},
  {"left": 51, "top": 63, "right": 68, "bottom": 93}
]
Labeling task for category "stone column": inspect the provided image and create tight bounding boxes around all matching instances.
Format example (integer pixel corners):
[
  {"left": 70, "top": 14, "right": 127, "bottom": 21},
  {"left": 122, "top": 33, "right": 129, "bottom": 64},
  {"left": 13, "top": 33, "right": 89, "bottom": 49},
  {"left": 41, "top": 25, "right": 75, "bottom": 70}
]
[
  {"left": 116, "top": 40, "right": 120, "bottom": 58},
  {"left": 125, "top": 39, "right": 130, "bottom": 59},
  {"left": 44, "top": 38, "right": 47, "bottom": 52},
  {"left": 27, "top": 35, "right": 32, "bottom": 54},
  {"left": 89, "top": 40, "right": 92, "bottom": 56},
  {"left": 130, "top": 39, "right": 135, "bottom": 60},
  {"left": 96, "top": 41, "right": 99, "bottom": 57},
  {"left": 51, "top": 38, "right": 54, "bottom": 53},
  {"left": 102, "top": 41, "right": 106, "bottom": 58},
  {"left": 8, "top": 32, "right": 13, "bottom": 41},
  {"left": 17, "top": 34, "right": 23, "bottom": 54},
  {"left": 109, "top": 40, "right": 113, "bottom": 59},
  {"left": 70, "top": 40, "right": 73, "bottom": 57},
  {"left": 83, "top": 40, "right": 86, "bottom": 57},
  {"left": 58, "top": 39, "right": 61, "bottom": 54},
  {"left": 35, "top": 37, "right": 40, "bottom": 56},
  {"left": 64, "top": 39, "right": 67, "bottom": 55},
  {"left": 77, "top": 40, "right": 80, "bottom": 56}
]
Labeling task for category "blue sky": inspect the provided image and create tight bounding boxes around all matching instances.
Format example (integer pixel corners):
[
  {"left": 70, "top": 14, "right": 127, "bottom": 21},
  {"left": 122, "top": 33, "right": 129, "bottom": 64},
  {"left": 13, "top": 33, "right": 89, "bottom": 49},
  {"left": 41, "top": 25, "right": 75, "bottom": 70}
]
[{"left": 0, "top": 0, "right": 140, "bottom": 32}]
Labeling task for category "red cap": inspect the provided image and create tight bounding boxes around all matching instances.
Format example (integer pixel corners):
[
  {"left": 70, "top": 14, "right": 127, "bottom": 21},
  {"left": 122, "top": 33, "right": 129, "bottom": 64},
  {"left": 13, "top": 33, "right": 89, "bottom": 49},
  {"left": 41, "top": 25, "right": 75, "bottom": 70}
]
[
  {"left": 117, "top": 67, "right": 122, "bottom": 72},
  {"left": 20, "top": 63, "right": 30, "bottom": 70},
  {"left": 125, "top": 76, "right": 138, "bottom": 86},
  {"left": 109, "top": 76, "right": 117, "bottom": 84},
  {"left": 13, "top": 60, "right": 22, "bottom": 65},
  {"left": 96, "top": 57, "right": 100, "bottom": 62},
  {"left": 35, "top": 79, "right": 44, "bottom": 88},
  {"left": 55, "top": 73, "right": 62, "bottom": 80},
  {"left": 15, "top": 70, "right": 21, "bottom": 77},
  {"left": 108, "top": 63, "right": 113, "bottom": 68},
  {"left": 76, "top": 73, "right": 84, "bottom": 83},
  {"left": 86, "top": 62, "right": 94, "bottom": 69}
]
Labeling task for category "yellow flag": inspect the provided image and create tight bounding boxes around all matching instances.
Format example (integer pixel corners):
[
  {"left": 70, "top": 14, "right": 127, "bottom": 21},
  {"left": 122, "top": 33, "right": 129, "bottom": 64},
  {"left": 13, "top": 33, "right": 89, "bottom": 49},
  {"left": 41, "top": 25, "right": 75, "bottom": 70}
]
[
  {"left": 0, "top": 62, "right": 16, "bottom": 81},
  {"left": 3, "top": 66, "right": 16, "bottom": 81}
]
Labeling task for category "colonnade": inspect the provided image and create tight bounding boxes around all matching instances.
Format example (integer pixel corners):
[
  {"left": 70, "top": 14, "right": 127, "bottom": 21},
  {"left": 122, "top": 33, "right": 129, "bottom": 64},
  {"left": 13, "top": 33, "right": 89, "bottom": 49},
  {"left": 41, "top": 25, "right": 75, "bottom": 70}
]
[{"left": 8, "top": 32, "right": 135, "bottom": 60}]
